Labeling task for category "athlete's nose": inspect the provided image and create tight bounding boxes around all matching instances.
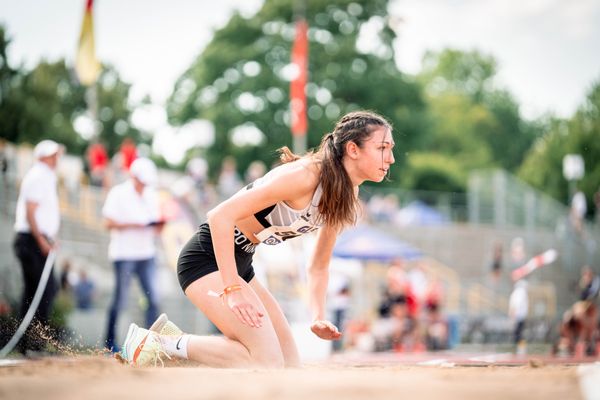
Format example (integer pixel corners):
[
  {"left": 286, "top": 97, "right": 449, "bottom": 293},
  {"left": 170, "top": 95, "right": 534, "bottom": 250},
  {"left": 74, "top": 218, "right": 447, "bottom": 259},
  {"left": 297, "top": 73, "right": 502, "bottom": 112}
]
[{"left": 387, "top": 149, "right": 395, "bottom": 165}]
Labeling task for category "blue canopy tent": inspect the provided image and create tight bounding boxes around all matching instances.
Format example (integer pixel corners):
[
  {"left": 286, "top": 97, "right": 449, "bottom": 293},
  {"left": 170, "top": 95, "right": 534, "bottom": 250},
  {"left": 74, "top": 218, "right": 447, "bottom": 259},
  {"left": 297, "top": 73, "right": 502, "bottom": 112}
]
[
  {"left": 396, "top": 200, "right": 449, "bottom": 226},
  {"left": 333, "top": 224, "right": 422, "bottom": 261}
]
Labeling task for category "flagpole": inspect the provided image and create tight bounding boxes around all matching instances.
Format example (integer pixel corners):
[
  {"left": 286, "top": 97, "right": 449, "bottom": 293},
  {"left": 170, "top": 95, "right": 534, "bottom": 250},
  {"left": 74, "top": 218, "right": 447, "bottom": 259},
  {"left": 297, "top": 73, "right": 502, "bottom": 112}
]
[
  {"left": 76, "top": 0, "right": 101, "bottom": 140},
  {"left": 293, "top": 126, "right": 306, "bottom": 156},
  {"left": 86, "top": 84, "right": 99, "bottom": 139},
  {"left": 291, "top": 0, "right": 308, "bottom": 155}
]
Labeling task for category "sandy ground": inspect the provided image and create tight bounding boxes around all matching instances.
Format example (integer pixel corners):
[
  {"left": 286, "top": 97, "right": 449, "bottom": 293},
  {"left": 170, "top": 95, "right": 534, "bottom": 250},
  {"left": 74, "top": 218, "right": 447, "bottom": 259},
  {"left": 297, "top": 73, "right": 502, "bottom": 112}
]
[{"left": 0, "top": 355, "right": 588, "bottom": 400}]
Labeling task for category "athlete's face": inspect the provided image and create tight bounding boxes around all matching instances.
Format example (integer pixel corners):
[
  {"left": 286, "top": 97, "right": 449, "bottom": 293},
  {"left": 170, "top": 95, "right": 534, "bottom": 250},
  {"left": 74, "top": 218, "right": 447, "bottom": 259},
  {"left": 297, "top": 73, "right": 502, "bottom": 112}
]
[{"left": 356, "top": 127, "right": 395, "bottom": 183}]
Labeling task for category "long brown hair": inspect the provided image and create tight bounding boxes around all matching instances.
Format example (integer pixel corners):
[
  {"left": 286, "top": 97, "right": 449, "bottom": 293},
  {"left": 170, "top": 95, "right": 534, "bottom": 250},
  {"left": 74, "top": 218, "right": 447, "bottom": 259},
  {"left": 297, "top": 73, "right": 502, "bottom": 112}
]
[{"left": 278, "top": 111, "right": 392, "bottom": 230}]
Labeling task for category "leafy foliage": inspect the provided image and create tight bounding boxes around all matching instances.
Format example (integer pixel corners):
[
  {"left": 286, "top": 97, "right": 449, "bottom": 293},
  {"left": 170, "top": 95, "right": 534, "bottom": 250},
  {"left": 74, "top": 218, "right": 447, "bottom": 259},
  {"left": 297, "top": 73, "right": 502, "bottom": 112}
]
[
  {"left": 0, "top": 25, "right": 141, "bottom": 156},
  {"left": 519, "top": 80, "right": 600, "bottom": 208},
  {"left": 403, "top": 152, "right": 465, "bottom": 192},
  {"left": 414, "top": 49, "right": 541, "bottom": 191},
  {"left": 167, "top": 0, "right": 427, "bottom": 183}
]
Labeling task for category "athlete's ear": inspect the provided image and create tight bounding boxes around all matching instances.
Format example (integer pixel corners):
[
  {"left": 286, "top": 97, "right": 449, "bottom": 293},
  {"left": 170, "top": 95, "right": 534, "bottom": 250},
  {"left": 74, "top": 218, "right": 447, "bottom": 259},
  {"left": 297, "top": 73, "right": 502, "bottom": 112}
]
[{"left": 345, "top": 141, "right": 359, "bottom": 159}]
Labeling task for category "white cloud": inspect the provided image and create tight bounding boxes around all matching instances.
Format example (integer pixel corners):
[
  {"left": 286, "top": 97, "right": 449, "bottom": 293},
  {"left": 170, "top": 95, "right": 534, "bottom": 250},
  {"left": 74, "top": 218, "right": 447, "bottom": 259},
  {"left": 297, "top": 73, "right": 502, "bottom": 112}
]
[{"left": 389, "top": 0, "right": 600, "bottom": 118}]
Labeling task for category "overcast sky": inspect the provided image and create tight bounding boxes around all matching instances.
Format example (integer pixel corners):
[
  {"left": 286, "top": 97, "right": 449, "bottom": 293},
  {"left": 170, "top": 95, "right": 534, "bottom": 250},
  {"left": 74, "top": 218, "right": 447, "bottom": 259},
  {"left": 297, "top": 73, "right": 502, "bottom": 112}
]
[{"left": 1, "top": 0, "right": 599, "bottom": 161}]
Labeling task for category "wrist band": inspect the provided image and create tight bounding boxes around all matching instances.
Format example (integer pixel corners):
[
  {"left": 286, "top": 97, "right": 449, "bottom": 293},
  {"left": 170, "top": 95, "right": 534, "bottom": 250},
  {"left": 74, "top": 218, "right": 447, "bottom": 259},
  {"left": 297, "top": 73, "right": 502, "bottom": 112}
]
[
  {"left": 207, "top": 284, "right": 243, "bottom": 305},
  {"left": 221, "top": 284, "right": 242, "bottom": 297}
]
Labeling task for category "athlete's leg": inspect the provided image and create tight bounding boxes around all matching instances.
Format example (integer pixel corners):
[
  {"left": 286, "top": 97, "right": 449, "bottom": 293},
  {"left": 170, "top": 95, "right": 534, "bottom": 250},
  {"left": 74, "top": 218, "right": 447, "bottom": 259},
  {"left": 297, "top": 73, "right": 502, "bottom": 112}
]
[
  {"left": 249, "top": 277, "right": 301, "bottom": 367},
  {"left": 182, "top": 271, "right": 285, "bottom": 368}
]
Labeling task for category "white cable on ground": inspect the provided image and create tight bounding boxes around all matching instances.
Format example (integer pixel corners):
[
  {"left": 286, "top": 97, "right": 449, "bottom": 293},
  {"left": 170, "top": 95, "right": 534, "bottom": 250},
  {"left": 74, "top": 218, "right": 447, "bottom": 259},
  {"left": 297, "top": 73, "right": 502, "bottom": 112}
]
[{"left": 0, "top": 250, "right": 56, "bottom": 358}]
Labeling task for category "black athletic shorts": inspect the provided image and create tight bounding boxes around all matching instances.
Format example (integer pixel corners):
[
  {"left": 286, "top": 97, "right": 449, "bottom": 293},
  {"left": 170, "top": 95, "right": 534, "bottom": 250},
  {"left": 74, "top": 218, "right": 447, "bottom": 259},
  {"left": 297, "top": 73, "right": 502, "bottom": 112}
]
[{"left": 177, "top": 223, "right": 256, "bottom": 293}]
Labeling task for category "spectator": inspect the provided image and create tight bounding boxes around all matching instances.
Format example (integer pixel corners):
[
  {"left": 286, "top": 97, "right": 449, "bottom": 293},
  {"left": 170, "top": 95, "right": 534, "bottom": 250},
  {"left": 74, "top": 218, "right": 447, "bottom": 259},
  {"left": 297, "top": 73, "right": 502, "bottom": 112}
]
[
  {"left": 580, "top": 266, "right": 600, "bottom": 303},
  {"left": 422, "top": 278, "right": 447, "bottom": 350},
  {"left": 490, "top": 241, "right": 503, "bottom": 281},
  {"left": 13, "top": 139, "right": 63, "bottom": 354},
  {"left": 244, "top": 160, "right": 267, "bottom": 184},
  {"left": 186, "top": 157, "right": 214, "bottom": 209},
  {"left": 374, "top": 293, "right": 421, "bottom": 352},
  {"left": 555, "top": 266, "right": 599, "bottom": 357},
  {"left": 330, "top": 284, "right": 351, "bottom": 352},
  {"left": 557, "top": 301, "right": 596, "bottom": 357},
  {"left": 217, "top": 156, "right": 243, "bottom": 199},
  {"left": 59, "top": 260, "right": 76, "bottom": 292},
  {"left": 74, "top": 270, "right": 96, "bottom": 310},
  {"left": 386, "top": 259, "right": 418, "bottom": 319},
  {"left": 118, "top": 137, "right": 137, "bottom": 173},
  {"left": 509, "top": 237, "right": 526, "bottom": 270},
  {"left": 377, "top": 262, "right": 425, "bottom": 352},
  {"left": 102, "top": 157, "right": 162, "bottom": 351},
  {"left": 0, "top": 139, "right": 9, "bottom": 215},
  {"left": 508, "top": 280, "right": 529, "bottom": 354},
  {"left": 407, "top": 262, "right": 428, "bottom": 305},
  {"left": 86, "top": 141, "right": 109, "bottom": 187},
  {"left": 0, "top": 139, "right": 8, "bottom": 183},
  {"left": 570, "top": 190, "right": 587, "bottom": 235},
  {"left": 576, "top": 266, "right": 599, "bottom": 355},
  {"left": 424, "top": 302, "right": 448, "bottom": 351},
  {"left": 594, "top": 187, "right": 600, "bottom": 226}
]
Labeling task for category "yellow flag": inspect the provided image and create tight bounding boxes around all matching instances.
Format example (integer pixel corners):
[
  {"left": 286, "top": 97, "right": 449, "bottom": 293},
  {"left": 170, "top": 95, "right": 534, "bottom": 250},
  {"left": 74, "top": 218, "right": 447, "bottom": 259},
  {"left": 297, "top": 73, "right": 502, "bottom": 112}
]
[{"left": 75, "top": 0, "right": 101, "bottom": 86}]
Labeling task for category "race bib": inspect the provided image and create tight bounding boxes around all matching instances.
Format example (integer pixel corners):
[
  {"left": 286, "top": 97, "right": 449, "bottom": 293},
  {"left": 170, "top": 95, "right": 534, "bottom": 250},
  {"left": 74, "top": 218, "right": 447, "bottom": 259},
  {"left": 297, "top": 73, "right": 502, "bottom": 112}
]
[{"left": 255, "top": 215, "right": 320, "bottom": 245}]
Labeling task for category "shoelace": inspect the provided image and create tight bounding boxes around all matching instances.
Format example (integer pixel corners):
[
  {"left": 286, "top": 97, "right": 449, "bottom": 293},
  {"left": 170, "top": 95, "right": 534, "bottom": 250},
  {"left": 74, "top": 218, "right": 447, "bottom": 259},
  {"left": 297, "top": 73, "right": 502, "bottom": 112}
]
[
  {"left": 132, "top": 335, "right": 172, "bottom": 368},
  {"left": 152, "top": 347, "right": 172, "bottom": 368},
  {"left": 148, "top": 334, "right": 172, "bottom": 367}
]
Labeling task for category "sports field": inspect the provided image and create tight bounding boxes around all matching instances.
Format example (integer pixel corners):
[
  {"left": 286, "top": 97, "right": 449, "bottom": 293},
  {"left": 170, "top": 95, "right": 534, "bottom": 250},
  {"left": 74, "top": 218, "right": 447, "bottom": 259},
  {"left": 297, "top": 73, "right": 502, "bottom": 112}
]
[{"left": 1, "top": 354, "right": 598, "bottom": 400}]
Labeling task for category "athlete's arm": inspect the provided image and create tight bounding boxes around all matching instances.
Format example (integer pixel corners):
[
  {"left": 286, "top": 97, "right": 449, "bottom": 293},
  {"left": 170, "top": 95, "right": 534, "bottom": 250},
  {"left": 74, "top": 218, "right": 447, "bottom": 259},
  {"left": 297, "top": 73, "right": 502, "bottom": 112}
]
[
  {"left": 308, "top": 186, "right": 359, "bottom": 340},
  {"left": 207, "top": 163, "right": 318, "bottom": 327},
  {"left": 307, "top": 223, "right": 342, "bottom": 340}
]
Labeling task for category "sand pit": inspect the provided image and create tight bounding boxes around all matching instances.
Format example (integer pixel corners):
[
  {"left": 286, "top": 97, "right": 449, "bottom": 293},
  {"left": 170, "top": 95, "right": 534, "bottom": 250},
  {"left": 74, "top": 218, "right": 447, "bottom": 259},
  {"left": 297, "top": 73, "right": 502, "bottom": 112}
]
[{"left": 0, "top": 355, "right": 589, "bottom": 400}]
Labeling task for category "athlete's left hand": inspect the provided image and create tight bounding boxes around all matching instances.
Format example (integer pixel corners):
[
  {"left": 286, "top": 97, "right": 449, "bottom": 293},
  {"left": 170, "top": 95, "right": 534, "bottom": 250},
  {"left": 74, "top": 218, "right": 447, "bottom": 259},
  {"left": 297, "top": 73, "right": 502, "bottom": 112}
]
[{"left": 310, "top": 320, "right": 342, "bottom": 340}]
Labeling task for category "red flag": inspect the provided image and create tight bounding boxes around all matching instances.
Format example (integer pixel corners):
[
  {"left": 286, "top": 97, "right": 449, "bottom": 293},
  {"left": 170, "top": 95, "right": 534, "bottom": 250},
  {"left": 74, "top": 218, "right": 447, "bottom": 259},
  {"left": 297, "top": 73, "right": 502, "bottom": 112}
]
[
  {"left": 75, "top": 0, "right": 101, "bottom": 86},
  {"left": 290, "top": 19, "right": 308, "bottom": 136}
]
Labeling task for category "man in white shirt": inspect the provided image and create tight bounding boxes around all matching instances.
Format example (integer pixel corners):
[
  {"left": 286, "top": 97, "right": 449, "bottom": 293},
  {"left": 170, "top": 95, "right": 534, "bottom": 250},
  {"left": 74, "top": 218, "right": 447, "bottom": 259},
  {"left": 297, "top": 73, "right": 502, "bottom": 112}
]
[
  {"left": 13, "top": 139, "right": 62, "bottom": 354},
  {"left": 103, "top": 157, "right": 162, "bottom": 351}
]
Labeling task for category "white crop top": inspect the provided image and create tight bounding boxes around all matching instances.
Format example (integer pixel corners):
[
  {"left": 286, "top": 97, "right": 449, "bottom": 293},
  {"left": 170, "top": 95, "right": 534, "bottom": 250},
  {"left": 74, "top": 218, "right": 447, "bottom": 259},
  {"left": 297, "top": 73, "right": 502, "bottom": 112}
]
[{"left": 247, "top": 175, "right": 323, "bottom": 245}]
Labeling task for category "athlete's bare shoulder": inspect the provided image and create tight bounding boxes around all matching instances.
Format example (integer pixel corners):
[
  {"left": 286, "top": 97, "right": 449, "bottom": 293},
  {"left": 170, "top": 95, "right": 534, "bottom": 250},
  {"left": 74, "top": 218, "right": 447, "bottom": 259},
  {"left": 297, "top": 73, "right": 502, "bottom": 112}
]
[{"left": 266, "top": 157, "right": 320, "bottom": 192}]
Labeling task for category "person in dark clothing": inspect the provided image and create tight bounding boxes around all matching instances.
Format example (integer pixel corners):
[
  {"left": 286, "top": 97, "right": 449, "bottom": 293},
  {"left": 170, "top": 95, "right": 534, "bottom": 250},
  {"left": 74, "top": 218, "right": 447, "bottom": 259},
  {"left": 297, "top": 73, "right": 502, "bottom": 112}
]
[{"left": 13, "top": 140, "right": 63, "bottom": 354}]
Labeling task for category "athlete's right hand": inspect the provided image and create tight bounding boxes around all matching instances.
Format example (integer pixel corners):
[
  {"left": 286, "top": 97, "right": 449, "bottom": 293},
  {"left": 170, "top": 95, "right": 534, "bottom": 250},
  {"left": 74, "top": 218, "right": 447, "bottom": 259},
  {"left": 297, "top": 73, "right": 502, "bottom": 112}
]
[{"left": 225, "top": 290, "right": 264, "bottom": 328}]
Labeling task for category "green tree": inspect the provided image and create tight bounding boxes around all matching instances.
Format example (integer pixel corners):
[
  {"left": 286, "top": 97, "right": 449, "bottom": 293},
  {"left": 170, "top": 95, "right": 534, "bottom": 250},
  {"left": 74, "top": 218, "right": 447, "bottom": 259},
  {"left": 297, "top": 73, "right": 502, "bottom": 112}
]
[
  {"left": 94, "top": 65, "right": 145, "bottom": 155},
  {"left": 419, "top": 48, "right": 497, "bottom": 103},
  {"left": 404, "top": 152, "right": 464, "bottom": 192},
  {"left": 418, "top": 49, "right": 539, "bottom": 180},
  {"left": 0, "top": 25, "right": 141, "bottom": 157},
  {"left": 13, "top": 59, "right": 88, "bottom": 152},
  {"left": 167, "top": 0, "right": 427, "bottom": 184},
  {"left": 519, "top": 79, "right": 600, "bottom": 209},
  {"left": 0, "top": 25, "right": 26, "bottom": 143}
]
